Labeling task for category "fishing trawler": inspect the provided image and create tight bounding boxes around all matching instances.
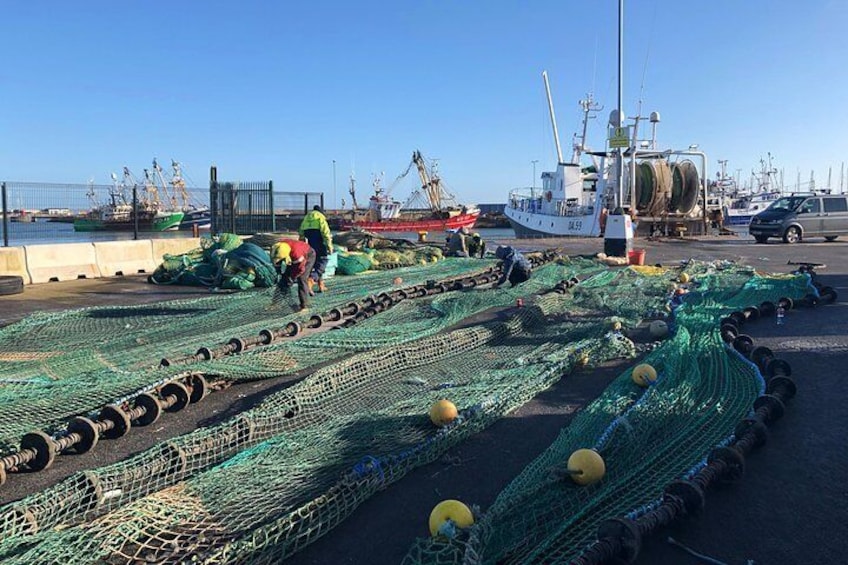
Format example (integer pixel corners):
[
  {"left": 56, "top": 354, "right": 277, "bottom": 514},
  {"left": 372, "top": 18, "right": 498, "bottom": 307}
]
[
  {"left": 340, "top": 150, "right": 479, "bottom": 232},
  {"left": 73, "top": 169, "right": 184, "bottom": 232},
  {"left": 504, "top": 72, "right": 711, "bottom": 238},
  {"left": 153, "top": 159, "right": 211, "bottom": 230}
]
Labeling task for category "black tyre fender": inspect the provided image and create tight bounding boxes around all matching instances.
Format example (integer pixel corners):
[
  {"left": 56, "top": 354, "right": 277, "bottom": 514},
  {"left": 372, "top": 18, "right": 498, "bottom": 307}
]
[{"left": 0, "top": 275, "right": 24, "bottom": 296}]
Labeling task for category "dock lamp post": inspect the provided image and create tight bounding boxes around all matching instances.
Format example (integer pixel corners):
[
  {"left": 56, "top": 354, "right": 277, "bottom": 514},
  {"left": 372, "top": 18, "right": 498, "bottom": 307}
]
[{"left": 332, "top": 159, "right": 337, "bottom": 212}]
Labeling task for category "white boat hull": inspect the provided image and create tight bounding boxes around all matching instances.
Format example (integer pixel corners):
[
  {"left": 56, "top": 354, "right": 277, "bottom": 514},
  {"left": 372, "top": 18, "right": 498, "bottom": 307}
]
[{"left": 504, "top": 205, "right": 602, "bottom": 238}]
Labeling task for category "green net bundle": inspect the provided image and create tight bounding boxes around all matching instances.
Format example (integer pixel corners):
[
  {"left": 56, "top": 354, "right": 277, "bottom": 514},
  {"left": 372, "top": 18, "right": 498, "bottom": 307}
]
[
  {"left": 336, "top": 251, "right": 375, "bottom": 275},
  {"left": 149, "top": 234, "right": 279, "bottom": 288}
]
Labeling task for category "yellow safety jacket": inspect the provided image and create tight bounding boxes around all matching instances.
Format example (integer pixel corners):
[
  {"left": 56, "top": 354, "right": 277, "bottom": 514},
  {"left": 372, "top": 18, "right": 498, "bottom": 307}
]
[{"left": 299, "top": 210, "right": 333, "bottom": 254}]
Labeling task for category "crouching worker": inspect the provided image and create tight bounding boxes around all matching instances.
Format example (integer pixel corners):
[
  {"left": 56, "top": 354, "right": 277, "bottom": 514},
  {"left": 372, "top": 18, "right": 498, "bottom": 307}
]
[
  {"left": 492, "top": 245, "right": 532, "bottom": 288},
  {"left": 271, "top": 239, "right": 316, "bottom": 312},
  {"left": 467, "top": 232, "right": 486, "bottom": 258},
  {"left": 445, "top": 227, "right": 470, "bottom": 257}
]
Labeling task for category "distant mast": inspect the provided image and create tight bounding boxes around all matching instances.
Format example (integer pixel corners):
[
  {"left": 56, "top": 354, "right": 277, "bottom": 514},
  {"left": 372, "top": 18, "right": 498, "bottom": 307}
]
[{"left": 541, "top": 71, "right": 564, "bottom": 165}]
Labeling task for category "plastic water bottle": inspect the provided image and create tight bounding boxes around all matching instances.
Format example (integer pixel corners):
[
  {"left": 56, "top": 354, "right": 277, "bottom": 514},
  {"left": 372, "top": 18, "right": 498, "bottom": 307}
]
[{"left": 776, "top": 305, "right": 785, "bottom": 325}]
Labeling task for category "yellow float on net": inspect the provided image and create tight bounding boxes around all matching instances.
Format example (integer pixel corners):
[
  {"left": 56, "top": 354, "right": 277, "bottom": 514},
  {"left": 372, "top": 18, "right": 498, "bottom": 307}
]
[
  {"left": 679, "top": 272, "right": 691, "bottom": 284},
  {"left": 566, "top": 449, "right": 606, "bottom": 485},
  {"left": 631, "top": 363, "right": 658, "bottom": 387},
  {"left": 429, "top": 399, "right": 458, "bottom": 427},
  {"left": 611, "top": 320, "right": 622, "bottom": 331},
  {"left": 429, "top": 499, "right": 475, "bottom": 537}
]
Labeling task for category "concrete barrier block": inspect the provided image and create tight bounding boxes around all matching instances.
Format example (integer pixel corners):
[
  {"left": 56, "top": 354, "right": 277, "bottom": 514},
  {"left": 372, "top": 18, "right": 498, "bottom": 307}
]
[
  {"left": 24, "top": 243, "right": 101, "bottom": 283},
  {"left": 151, "top": 238, "right": 202, "bottom": 264},
  {"left": 94, "top": 240, "right": 156, "bottom": 277},
  {"left": 0, "top": 246, "right": 30, "bottom": 284}
]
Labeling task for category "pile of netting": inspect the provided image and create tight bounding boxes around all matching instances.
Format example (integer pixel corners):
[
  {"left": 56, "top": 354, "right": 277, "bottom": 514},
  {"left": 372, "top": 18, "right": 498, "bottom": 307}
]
[
  {"left": 0, "top": 258, "right": 508, "bottom": 453},
  {"left": 148, "top": 234, "right": 277, "bottom": 290},
  {"left": 402, "top": 263, "right": 813, "bottom": 564},
  {"left": 149, "top": 231, "right": 450, "bottom": 284},
  {"left": 0, "top": 259, "right": 813, "bottom": 565}
]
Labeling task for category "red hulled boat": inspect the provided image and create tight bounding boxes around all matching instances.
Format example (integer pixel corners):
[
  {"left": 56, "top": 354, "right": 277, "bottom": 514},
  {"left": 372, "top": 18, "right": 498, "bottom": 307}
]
[{"left": 339, "top": 150, "right": 479, "bottom": 233}]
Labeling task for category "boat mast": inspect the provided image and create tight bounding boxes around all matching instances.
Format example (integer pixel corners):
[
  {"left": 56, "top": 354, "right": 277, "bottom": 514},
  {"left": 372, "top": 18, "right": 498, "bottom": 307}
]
[
  {"left": 348, "top": 174, "right": 359, "bottom": 211},
  {"left": 153, "top": 158, "right": 178, "bottom": 210},
  {"left": 170, "top": 160, "right": 190, "bottom": 209},
  {"left": 139, "top": 168, "right": 159, "bottom": 210},
  {"left": 541, "top": 71, "right": 564, "bottom": 165},
  {"left": 575, "top": 94, "right": 601, "bottom": 166}
]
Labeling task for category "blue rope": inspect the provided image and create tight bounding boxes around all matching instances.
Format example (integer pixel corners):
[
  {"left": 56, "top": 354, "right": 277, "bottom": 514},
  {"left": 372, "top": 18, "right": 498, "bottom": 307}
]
[
  {"left": 594, "top": 378, "right": 657, "bottom": 452},
  {"left": 351, "top": 455, "right": 385, "bottom": 483}
]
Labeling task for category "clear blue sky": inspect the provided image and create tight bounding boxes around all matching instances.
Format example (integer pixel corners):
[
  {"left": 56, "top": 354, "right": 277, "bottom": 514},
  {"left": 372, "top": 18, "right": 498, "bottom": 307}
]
[{"left": 2, "top": 0, "right": 846, "bottom": 206}]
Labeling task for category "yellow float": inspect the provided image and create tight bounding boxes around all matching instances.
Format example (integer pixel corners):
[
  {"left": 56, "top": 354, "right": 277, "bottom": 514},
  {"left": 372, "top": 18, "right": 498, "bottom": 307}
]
[
  {"left": 679, "top": 272, "right": 690, "bottom": 284},
  {"left": 429, "top": 499, "right": 474, "bottom": 536},
  {"left": 429, "top": 399, "right": 458, "bottom": 427},
  {"left": 566, "top": 449, "right": 606, "bottom": 485},
  {"left": 631, "top": 363, "right": 658, "bottom": 387}
]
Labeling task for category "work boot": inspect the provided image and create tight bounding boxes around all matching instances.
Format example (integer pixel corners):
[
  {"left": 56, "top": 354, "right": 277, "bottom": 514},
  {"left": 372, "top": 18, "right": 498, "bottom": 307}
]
[
  {"left": 307, "top": 277, "right": 316, "bottom": 293},
  {"left": 318, "top": 280, "right": 327, "bottom": 293}
]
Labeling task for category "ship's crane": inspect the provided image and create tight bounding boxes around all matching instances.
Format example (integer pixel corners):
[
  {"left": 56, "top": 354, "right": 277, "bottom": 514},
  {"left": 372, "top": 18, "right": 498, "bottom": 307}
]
[
  {"left": 412, "top": 150, "right": 444, "bottom": 212},
  {"left": 169, "top": 160, "right": 190, "bottom": 210},
  {"left": 138, "top": 167, "right": 162, "bottom": 210},
  {"left": 153, "top": 158, "right": 179, "bottom": 211}
]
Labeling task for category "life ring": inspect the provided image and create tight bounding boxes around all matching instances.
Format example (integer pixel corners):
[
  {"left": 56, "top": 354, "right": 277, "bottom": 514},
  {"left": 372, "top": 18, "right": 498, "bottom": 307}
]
[{"left": 545, "top": 191, "right": 553, "bottom": 202}]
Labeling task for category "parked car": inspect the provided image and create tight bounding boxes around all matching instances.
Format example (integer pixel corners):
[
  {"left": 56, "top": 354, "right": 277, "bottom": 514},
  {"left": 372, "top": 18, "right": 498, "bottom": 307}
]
[{"left": 749, "top": 194, "right": 848, "bottom": 243}]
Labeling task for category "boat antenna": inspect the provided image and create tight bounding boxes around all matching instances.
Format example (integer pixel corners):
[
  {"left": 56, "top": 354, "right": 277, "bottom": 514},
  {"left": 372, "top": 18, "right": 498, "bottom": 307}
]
[
  {"left": 632, "top": 0, "right": 656, "bottom": 154},
  {"left": 591, "top": 34, "right": 599, "bottom": 97},
  {"left": 615, "top": 0, "right": 624, "bottom": 211},
  {"left": 541, "top": 71, "right": 564, "bottom": 165}
]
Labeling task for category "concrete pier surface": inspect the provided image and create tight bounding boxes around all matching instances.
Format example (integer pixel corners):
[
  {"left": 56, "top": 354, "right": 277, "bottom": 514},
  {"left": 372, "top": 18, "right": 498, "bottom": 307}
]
[{"left": 0, "top": 234, "right": 845, "bottom": 564}]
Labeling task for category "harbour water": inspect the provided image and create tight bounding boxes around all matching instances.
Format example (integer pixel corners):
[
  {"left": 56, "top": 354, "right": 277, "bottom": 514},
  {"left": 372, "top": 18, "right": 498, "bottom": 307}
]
[{"left": 0, "top": 220, "right": 201, "bottom": 247}]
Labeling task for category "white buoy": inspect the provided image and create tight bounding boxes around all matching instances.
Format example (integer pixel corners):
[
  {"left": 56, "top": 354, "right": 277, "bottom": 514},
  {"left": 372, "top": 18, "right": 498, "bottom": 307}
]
[{"left": 649, "top": 320, "right": 669, "bottom": 339}]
